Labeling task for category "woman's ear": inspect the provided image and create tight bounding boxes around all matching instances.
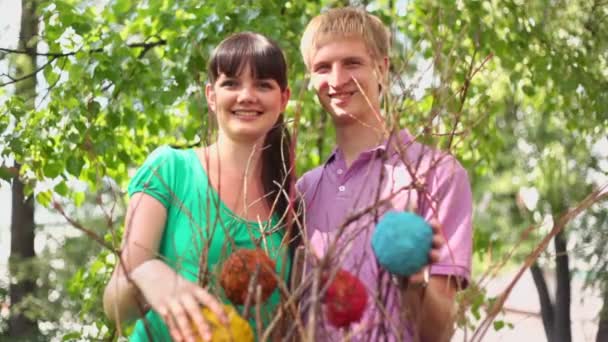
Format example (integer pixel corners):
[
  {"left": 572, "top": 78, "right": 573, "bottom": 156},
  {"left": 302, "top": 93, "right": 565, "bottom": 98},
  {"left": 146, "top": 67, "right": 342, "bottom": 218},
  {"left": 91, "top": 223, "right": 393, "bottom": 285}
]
[
  {"left": 280, "top": 87, "right": 291, "bottom": 112},
  {"left": 205, "top": 83, "right": 216, "bottom": 112}
]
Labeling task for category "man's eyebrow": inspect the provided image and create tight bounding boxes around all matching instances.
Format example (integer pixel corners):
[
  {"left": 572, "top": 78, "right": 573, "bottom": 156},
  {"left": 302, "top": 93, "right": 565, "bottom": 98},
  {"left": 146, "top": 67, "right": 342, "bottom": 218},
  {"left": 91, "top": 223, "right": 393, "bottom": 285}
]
[
  {"left": 312, "top": 60, "right": 330, "bottom": 68},
  {"left": 343, "top": 56, "right": 365, "bottom": 63}
]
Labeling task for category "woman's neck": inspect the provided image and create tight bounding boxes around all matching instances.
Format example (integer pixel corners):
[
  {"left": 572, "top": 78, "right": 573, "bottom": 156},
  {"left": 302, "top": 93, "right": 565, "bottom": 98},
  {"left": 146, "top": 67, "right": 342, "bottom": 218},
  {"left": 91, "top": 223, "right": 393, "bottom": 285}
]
[
  {"left": 207, "top": 136, "right": 264, "bottom": 180},
  {"left": 198, "top": 135, "right": 270, "bottom": 221}
]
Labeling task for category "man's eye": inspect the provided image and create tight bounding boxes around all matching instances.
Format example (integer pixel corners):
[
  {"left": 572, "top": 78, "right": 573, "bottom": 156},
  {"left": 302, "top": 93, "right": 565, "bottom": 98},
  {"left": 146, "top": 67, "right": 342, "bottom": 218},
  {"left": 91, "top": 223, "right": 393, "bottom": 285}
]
[{"left": 314, "top": 65, "right": 330, "bottom": 73}]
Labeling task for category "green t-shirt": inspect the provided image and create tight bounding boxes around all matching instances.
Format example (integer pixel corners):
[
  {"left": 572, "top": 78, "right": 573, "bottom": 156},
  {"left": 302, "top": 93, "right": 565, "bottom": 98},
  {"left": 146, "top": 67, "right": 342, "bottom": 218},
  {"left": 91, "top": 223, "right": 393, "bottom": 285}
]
[{"left": 127, "top": 146, "right": 291, "bottom": 341}]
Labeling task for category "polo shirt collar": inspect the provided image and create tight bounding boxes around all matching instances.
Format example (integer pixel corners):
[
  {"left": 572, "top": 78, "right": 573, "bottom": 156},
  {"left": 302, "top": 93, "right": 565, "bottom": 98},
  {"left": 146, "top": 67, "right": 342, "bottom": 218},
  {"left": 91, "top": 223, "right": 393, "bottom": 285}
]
[{"left": 323, "top": 128, "right": 415, "bottom": 167}]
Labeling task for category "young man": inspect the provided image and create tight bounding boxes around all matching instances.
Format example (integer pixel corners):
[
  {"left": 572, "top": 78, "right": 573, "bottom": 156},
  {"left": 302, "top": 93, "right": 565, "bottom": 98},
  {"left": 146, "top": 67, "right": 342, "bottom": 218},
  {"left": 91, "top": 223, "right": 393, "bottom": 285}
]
[{"left": 297, "top": 7, "right": 473, "bottom": 341}]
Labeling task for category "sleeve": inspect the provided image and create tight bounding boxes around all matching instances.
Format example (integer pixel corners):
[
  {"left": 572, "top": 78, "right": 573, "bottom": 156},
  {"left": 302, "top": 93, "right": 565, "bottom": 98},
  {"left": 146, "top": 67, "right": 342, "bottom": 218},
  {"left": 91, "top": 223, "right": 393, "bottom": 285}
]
[
  {"left": 423, "top": 157, "right": 473, "bottom": 287},
  {"left": 127, "top": 146, "right": 177, "bottom": 209}
]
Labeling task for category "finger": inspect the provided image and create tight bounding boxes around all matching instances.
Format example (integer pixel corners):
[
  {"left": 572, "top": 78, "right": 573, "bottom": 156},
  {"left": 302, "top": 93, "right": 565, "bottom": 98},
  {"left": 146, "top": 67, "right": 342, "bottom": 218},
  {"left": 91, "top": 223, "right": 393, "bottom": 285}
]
[
  {"left": 181, "top": 293, "right": 212, "bottom": 341},
  {"left": 194, "top": 288, "right": 229, "bottom": 325},
  {"left": 168, "top": 298, "right": 196, "bottom": 342},
  {"left": 408, "top": 270, "right": 424, "bottom": 284},
  {"left": 432, "top": 234, "right": 445, "bottom": 248},
  {"left": 429, "top": 219, "right": 441, "bottom": 233},
  {"left": 429, "top": 249, "right": 441, "bottom": 263},
  {"left": 160, "top": 305, "right": 184, "bottom": 342}
]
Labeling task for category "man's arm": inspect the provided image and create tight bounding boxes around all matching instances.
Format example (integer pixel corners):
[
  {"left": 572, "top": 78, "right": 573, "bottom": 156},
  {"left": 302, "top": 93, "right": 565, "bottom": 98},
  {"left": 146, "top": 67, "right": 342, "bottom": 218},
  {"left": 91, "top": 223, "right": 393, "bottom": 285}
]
[
  {"left": 403, "top": 273, "right": 459, "bottom": 342},
  {"left": 403, "top": 156, "right": 472, "bottom": 341}
]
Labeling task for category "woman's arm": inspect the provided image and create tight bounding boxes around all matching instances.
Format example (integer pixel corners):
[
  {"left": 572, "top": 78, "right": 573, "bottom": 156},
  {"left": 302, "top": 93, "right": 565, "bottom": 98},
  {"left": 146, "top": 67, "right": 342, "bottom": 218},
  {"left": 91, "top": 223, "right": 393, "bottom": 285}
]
[
  {"left": 102, "top": 193, "right": 227, "bottom": 341},
  {"left": 103, "top": 192, "right": 167, "bottom": 322}
]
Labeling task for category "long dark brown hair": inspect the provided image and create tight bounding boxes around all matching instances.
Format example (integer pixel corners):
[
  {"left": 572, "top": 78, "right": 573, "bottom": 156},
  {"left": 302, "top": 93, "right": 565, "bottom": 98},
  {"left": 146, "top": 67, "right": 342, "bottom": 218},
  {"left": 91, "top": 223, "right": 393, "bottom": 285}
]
[{"left": 207, "top": 32, "right": 294, "bottom": 228}]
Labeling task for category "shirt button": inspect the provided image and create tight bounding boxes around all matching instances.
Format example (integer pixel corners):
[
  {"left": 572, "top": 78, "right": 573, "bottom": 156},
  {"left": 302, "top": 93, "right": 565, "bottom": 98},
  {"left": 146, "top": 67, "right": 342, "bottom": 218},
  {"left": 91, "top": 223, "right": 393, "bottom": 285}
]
[
  {"left": 337, "top": 168, "right": 343, "bottom": 175},
  {"left": 338, "top": 185, "right": 346, "bottom": 192}
]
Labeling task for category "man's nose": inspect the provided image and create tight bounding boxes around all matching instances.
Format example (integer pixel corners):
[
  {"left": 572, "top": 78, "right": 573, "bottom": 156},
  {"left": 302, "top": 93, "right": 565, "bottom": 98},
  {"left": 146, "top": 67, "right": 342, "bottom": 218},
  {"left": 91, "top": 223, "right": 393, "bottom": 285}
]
[{"left": 329, "top": 66, "right": 349, "bottom": 88}]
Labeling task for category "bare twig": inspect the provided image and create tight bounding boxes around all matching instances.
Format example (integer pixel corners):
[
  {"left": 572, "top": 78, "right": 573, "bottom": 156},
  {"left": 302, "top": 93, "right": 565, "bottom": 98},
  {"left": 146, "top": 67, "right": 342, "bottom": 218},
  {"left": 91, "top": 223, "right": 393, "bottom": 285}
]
[{"left": 470, "top": 184, "right": 608, "bottom": 341}]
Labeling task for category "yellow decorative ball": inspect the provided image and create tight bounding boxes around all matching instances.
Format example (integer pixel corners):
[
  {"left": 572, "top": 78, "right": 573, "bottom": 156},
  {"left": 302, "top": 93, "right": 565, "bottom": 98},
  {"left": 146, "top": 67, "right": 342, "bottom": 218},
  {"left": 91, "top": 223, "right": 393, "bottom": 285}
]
[{"left": 193, "top": 304, "right": 254, "bottom": 342}]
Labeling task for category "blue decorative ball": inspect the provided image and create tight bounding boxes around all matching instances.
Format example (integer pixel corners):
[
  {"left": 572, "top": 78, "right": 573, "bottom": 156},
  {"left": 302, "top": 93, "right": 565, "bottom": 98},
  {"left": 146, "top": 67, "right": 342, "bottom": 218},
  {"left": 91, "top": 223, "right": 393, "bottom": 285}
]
[{"left": 371, "top": 211, "right": 433, "bottom": 277}]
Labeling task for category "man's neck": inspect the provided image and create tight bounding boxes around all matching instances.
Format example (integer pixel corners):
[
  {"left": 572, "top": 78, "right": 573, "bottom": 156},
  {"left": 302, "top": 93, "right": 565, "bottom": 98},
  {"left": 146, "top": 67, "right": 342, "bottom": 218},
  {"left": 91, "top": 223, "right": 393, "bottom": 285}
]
[{"left": 335, "top": 116, "right": 387, "bottom": 168}]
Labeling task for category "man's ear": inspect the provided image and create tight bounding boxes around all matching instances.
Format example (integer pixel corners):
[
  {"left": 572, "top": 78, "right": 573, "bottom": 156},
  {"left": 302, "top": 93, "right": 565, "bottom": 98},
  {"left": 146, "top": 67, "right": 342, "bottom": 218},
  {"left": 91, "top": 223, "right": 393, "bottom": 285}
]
[
  {"left": 375, "top": 56, "right": 390, "bottom": 92},
  {"left": 381, "top": 56, "right": 389, "bottom": 74},
  {"left": 376, "top": 56, "right": 390, "bottom": 80},
  {"left": 205, "top": 83, "right": 216, "bottom": 112}
]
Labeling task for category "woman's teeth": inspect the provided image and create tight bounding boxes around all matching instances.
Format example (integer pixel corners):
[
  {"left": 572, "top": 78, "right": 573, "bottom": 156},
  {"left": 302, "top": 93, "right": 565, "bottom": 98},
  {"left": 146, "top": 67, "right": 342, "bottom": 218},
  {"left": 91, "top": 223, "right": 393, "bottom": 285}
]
[{"left": 232, "top": 110, "right": 261, "bottom": 116}]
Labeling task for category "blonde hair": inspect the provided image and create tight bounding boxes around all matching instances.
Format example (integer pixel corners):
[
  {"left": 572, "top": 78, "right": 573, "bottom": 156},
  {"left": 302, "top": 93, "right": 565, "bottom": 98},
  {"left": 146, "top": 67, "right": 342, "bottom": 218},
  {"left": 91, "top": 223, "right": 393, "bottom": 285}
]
[{"left": 300, "top": 7, "right": 391, "bottom": 69}]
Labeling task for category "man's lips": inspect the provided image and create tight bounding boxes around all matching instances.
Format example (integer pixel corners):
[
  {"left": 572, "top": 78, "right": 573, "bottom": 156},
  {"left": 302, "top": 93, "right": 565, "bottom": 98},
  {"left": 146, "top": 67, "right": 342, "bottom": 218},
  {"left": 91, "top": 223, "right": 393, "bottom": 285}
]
[{"left": 329, "top": 91, "right": 357, "bottom": 100}]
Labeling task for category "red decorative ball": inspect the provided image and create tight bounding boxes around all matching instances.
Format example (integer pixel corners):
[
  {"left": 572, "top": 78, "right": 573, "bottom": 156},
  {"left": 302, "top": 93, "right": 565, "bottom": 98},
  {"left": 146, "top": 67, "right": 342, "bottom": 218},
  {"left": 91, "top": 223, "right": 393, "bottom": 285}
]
[
  {"left": 220, "top": 248, "right": 278, "bottom": 305},
  {"left": 322, "top": 269, "right": 368, "bottom": 328}
]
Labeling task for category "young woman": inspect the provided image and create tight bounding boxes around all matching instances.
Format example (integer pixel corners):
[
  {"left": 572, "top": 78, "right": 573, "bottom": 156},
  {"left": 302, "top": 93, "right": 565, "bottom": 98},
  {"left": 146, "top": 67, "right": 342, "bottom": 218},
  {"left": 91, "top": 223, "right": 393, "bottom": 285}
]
[{"left": 103, "top": 32, "right": 294, "bottom": 342}]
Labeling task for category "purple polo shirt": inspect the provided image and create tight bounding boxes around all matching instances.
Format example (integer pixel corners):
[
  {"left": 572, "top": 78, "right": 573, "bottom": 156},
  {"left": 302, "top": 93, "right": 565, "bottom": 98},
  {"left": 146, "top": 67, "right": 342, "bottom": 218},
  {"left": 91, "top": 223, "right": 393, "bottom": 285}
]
[{"left": 297, "top": 129, "right": 472, "bottom": 341}]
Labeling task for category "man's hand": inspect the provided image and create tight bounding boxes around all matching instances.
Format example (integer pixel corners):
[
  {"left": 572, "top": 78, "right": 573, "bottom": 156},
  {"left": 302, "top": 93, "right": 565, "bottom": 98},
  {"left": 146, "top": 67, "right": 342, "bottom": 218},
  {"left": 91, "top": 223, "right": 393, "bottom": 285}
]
[
  {"left": 409, "top": 219, "right": 444, "bottom": 285},
  {"left": 402, "top": 219, "right": 457, "bottom": 342}
]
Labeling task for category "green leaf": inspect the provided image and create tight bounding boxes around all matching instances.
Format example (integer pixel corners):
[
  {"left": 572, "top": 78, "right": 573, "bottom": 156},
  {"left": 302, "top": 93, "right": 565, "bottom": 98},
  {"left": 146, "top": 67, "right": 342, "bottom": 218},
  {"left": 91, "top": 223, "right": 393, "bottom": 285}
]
[
  {"left": 493, "top": 320, "right": 505, "bottom": 331},
  {"left": 62, "top": 332, "right": 82, "bottom": 341},
  {"left": 522, "top": 85, "right": 536, "bottom": 96},
  {"left": 66, "top": 156, "right": 85, "bottom": 176},
  {"left": 73, "top": 191, "right": 86, "bottom": 207},
  {"left": 0, "top": 167, "right": 14, "bottom": 182},
  {"left": 54, "top": 180, "right": 69, "bottom": 197},
  {"left": 36, "top": 190, "right": 53, "bottom": 207},
  {"left": 43, "top": 160, "right": 63, "bottom": 178}
]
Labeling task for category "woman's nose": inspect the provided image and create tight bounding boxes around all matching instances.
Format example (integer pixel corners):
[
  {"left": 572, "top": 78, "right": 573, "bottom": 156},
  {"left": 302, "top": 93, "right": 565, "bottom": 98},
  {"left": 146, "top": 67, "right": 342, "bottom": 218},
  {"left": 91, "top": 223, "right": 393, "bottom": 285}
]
[{"left": 237, "top": 86, "right": 257, "bottom": 103}]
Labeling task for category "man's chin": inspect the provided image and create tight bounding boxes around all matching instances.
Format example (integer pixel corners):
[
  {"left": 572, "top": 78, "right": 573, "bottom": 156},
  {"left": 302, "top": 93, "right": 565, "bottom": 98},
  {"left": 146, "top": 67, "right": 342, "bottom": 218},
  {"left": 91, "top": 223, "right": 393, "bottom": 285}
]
[{"left": 330, "top": 110, "right": 359, "bottom": 125}]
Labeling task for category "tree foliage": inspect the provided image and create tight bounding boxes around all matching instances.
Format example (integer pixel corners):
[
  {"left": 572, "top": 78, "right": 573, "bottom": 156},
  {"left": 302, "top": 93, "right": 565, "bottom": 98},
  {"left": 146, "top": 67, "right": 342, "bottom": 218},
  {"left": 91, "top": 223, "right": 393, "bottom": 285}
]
[{"left": 1, "top": 0, "right": 606, "bottom": 340}]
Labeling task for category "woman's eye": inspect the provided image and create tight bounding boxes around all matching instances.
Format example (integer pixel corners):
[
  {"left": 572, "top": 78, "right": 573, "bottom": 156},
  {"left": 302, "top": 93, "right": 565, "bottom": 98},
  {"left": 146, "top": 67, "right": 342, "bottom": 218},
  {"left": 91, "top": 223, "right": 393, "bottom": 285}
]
[
  {"left": 258, "top": 81, "right": 275, "bottom": 89},
  {"left": 220, "top": 79, "right": 237, "bottom": 87}
]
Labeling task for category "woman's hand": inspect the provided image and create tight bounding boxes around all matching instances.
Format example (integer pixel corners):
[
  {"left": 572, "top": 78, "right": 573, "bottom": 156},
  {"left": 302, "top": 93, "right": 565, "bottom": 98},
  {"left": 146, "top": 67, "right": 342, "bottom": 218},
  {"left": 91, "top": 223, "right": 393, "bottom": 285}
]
[{"left": 131, "top": 260, "right": 228, "bottom": 342}]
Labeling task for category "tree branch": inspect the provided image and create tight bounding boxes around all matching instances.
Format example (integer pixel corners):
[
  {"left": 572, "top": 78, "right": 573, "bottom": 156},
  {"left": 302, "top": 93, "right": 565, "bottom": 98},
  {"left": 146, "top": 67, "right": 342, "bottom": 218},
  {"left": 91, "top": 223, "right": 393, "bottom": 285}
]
[
  {"left": 0, "top": 39, "right": 166, "bottom": 88},
  {"left": 471, "top": 184, "right": 608, "bottom": 342},
  {"left": 0, "top": 39, "right": 167, "bottom": 58},
  {"left": 0, "top": 56, "right": 57, "bottom": 87}
]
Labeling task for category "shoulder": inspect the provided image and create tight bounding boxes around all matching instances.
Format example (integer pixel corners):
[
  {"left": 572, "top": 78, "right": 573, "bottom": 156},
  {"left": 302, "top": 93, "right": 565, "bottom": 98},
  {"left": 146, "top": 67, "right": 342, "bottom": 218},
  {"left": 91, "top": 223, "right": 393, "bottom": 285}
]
[
  {"left": 136, "top": 146, "right": 200, "bottom": 179},
  {"left": 127, "top": 146, "right": 198, "bottom": 204},
  {"left": 296, "top": 165, "right": 325, "bottom": 196},
  {"left": 396, "top": 130, "right": 469, "bottom": 182},
  {"left": 296, "top": 165, "right": 324, "bottom": 203},
  {"left": 144, "top": 145, "right": 191, "bottom": 166}
]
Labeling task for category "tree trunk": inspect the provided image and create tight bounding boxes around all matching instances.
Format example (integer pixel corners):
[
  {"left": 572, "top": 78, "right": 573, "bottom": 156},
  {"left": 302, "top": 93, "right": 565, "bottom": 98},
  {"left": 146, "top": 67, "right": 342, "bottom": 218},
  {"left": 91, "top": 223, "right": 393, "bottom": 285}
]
[
  {"left": 531, "top": 262, "right": 554, "bottom": 342},
  {"left": 9, "top": 170, "right": 37, "bottom": 338},
  {"left": 8, "top": 0, "right": 38, "bottom": 338},
  {"left": 553, "top": 231, "right": 571, "bottom": 342}
]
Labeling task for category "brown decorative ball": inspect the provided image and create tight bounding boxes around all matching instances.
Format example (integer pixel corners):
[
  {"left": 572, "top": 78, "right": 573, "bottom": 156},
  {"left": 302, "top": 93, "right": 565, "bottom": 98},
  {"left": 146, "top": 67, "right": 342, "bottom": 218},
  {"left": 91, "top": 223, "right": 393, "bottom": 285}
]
[{"left": 220, "top": 248, "right": 278, "bottom": 305}]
